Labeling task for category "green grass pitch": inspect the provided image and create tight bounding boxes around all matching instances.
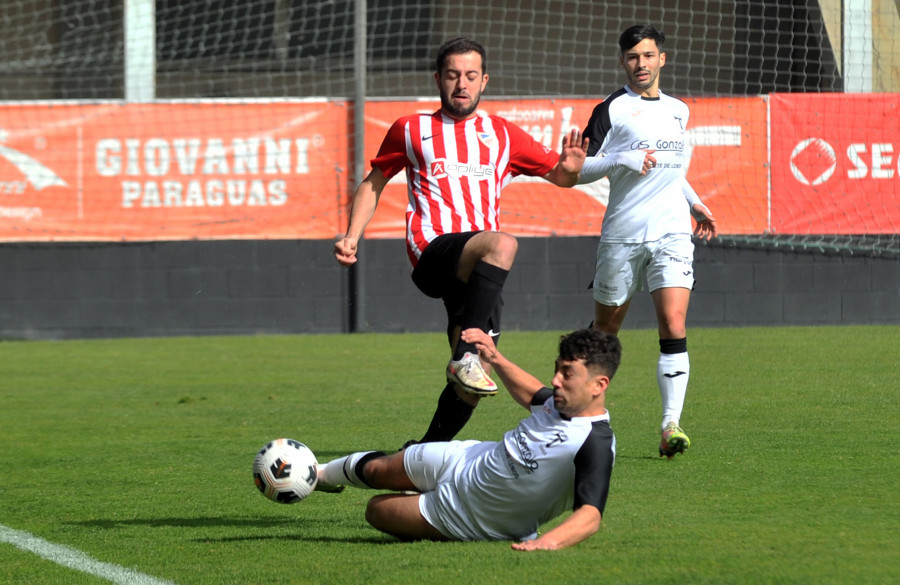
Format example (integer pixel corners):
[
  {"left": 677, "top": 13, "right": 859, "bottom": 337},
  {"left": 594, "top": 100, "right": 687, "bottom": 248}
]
[{"left": 1, "top": 325, "right": 898, "bottom": 585}]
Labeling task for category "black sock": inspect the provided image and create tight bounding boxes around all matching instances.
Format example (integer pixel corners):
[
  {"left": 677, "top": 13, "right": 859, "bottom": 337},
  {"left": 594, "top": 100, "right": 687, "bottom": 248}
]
[
  {"left": 453, "top": 261, "right": 509, "bottom": 360},
  {"left": 659, "top": 337, "right": 688, "bottom": 354},
  {"left": 419, "top": 383, "right": 476, "bottom": 443}
]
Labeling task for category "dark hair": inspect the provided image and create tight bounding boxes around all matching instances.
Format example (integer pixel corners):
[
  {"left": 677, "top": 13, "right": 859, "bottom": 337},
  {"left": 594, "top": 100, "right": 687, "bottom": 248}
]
[
  {"left": 558, "top": 329, "right": 622, "bottom": 380},
  {"left": 435, "top": 37, "right": 487, "bottom": 73},
  {"left": 618, "top": 24, "right": 665, "bottom": 53}
]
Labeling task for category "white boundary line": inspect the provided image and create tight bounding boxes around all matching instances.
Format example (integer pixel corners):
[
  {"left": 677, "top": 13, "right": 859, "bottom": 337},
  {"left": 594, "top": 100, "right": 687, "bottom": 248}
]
[{"left": 0, "top": 524, "right": 177, "bottom": 585}]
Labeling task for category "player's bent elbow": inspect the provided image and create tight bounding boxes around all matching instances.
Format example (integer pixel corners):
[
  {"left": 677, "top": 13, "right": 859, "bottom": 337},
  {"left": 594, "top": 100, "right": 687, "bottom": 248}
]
[
  {"left": 579, "top": 516, "right": 602, "bottom": 541},
  {"left": 575, "top": 506, "right": 603, "bottom": 539},
  {"left": 542, "top": 506, "right": 602, "bottom": 549}
]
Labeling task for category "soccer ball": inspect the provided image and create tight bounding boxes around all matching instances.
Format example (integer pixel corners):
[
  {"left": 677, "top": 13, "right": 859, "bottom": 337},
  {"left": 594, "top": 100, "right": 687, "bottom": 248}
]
[{"left": 253, "top": 438, "right": 318, "bottom": 504}]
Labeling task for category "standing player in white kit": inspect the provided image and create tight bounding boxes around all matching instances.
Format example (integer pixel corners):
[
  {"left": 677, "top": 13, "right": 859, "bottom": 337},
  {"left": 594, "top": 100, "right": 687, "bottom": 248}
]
[{"left": 577, "top": 24, "right": 717, "bottom": 458}]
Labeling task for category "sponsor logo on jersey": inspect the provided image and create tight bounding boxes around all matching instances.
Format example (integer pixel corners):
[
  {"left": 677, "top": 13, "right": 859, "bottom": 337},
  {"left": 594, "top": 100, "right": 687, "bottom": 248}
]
[
  {"left": 628, "top": 138, "right": 685, "bottom": 152},
  {"left": 515, "top": 431, "right": 539, "bottom": 473},
  {"left": 655, "top": 139, "right": 684, "bottom": 151},
  {"left": 430, "top": 158, "right": 494, "bottom": 180}
]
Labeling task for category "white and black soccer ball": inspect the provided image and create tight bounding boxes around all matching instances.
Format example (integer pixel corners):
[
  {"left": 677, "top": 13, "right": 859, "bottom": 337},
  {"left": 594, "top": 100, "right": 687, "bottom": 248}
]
[{"left": 253, "top": 438, "right": 318, "bottom": 504}]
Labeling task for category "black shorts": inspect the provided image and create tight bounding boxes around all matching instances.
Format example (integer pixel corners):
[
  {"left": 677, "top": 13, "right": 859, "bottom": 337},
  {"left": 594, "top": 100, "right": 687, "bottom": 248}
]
[
  {"left": 411, "top": 232, "right": 478, "bottom": 299},
  {"left": 411, "top": 232, "right": 503, "bottom": 346}
]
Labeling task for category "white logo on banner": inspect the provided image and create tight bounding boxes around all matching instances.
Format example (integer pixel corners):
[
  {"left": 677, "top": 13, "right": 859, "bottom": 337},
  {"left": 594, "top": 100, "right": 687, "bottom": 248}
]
[
  {"left": 0, "top": 128, "right": 67, "bottom": 190},
  {"left": 790, "top": 138, "right": 837, "bottom": 186}
]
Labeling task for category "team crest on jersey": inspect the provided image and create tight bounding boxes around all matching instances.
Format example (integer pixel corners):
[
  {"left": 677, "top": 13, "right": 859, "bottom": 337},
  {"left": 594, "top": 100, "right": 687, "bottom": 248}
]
[
  {"left": 545, "top": 431, "right": 568, "bottom": 449},
  {"left": 477, "top": 131, "right": 497, "bottom": 149}
]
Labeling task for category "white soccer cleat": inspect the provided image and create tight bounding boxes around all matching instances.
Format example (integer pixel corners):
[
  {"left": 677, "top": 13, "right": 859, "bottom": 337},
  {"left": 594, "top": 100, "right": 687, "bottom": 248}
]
[{"left": 446, "top": 352, "right": 498, "bottom": 396}]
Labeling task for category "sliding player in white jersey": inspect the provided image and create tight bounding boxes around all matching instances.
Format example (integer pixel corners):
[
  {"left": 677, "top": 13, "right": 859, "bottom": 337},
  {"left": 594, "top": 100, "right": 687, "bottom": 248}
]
[
  {"left": 335, "top": 37, "right": 588, "bottom": 447},
  {"left": 315, "top": 328, "right": 618, "bottom": 551},
  {"left": 577, "top": 24, "right": 717, "bottom": 459}
]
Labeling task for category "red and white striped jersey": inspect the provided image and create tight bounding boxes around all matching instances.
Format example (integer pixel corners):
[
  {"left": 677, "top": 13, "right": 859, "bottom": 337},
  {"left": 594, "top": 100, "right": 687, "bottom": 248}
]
[{"left": 371, "top": 110, "right": 558, "bottom": 267}]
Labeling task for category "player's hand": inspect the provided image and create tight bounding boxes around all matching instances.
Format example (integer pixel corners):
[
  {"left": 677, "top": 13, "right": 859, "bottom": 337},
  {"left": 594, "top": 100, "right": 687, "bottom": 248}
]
[
  {"left": 334, "top": 237, "right": 359, "bottom": 266},
  {"left": 558, "top": 128, "right": 589, "bottom": 174},
  {"left": 510, "top": 538, "right": 560, "bottom": 551},
  {"left": 691, "top": 203, "right": 717, "bottom": 240},
  {"left": 640, "top": 149, "right": 657, "bottom": 175},
  {"left": 460, "top": 328, "right": 500, "bottom": 364}
]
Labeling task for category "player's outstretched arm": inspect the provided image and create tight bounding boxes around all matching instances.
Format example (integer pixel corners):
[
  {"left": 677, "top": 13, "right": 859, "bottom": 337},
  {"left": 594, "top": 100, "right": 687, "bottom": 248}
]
[
  {"left": 542, "top": 129, "right": 589, "bottom": 187},
  {"left": 460, "top": 328, "right": 544, "bottom": 409},
  {"left": 577, "top": 149, "right": 655, "bottom": 184},
  {"left": 334, "top": 167, "right": 389, "bottom": 266},
  {"left": 510, "top": 505, "right": 601, "bottom": 551}
]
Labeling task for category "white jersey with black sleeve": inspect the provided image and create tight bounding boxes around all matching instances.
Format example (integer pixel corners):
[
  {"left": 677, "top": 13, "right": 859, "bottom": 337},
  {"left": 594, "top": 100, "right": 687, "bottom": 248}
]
[
  {"left": 579, "top": 86, "right": 694, "bottom": 243},
  {"left": 415, "top": 387, "right": 616, "bottom": 542}
]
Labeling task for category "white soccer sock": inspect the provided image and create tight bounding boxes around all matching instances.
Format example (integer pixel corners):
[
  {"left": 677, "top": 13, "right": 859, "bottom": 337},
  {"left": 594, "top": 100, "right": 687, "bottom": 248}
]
[
  {"left": 317, "top": 451, "right": 381, "bottom": 489},
  {"left": 657, "top": 351, "right": 689, "bottom": 430}
]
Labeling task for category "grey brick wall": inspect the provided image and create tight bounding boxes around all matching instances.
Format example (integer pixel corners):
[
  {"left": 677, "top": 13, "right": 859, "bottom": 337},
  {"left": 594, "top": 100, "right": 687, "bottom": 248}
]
[{"left": 0, "top": 238, "right": 897, "bottom": 340}]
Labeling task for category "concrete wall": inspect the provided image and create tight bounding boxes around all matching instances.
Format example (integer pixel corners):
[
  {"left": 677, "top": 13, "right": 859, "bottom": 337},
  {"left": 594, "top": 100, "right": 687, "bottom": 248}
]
[{"left": 1, "top": 238, "right": 897, "bottom": 340}]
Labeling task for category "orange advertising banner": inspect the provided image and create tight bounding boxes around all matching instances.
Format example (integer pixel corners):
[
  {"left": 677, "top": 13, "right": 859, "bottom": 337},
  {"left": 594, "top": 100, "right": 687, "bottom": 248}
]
[
  {"left": 0, "top": 101, "right": 347, "bottom": 241},
  {"left": 361, "top": 96, "right": 768, "bottom": 239},
  {"left": 769, "top": 93, "right": 900, "bottom": 234},
  {"left": 0, "top": 97, "right": 766, "bottom": 241}
]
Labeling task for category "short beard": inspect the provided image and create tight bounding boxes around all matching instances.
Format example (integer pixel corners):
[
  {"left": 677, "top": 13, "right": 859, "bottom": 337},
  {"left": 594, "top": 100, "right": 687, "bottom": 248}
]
[{"left": 440, "top": 92, "right": 481, "bottom": 119}]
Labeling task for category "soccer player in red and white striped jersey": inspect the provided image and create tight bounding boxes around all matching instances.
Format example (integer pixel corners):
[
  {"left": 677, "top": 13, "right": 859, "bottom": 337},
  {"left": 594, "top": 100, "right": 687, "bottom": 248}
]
[{"left": 335, "top": 37, "right": 588, "bottom": 445}]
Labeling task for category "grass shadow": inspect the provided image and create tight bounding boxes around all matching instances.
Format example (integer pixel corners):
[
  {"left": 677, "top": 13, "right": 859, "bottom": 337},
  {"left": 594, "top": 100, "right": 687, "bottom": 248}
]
[
  {"left": 71, "top": 516, "right": 329, "bottom": 530},
  {"left": 70, "top": 516, "right": 411, "bottom": 546},
  {"left": 198, "top": 533, "right": 395, "bottom": 545}
]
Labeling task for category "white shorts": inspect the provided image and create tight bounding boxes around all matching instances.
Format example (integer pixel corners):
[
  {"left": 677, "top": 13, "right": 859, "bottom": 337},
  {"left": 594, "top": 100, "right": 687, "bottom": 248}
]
[
  {"left": 404, "top": 440, "right": 494, "bottom": 541},
  {"left": 593, "top": 234, "right": 695, "bottom": 306}
]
